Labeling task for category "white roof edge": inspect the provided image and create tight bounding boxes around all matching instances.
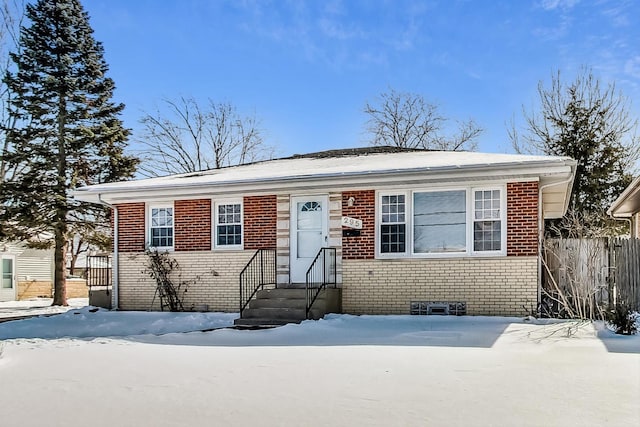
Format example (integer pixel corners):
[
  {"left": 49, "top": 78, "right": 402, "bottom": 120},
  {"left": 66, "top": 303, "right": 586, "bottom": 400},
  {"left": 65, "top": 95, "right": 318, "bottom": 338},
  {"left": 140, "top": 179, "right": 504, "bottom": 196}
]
[
  {"left": 73, "top": 157, "right": 576, "bottom": 197},
  {"left": 607, "top": 176, "right": 640, "bottom": 217}
]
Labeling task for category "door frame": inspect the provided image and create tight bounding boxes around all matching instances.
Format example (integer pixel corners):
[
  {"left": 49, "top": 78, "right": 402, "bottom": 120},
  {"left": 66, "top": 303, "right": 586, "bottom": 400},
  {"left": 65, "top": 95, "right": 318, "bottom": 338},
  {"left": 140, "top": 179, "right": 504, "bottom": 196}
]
[
  {"left": 290, "top": 194, "right": 329, "bottom": 283},
  {"left": 1, "top": 253, "right": 17, "bottom": 302}
]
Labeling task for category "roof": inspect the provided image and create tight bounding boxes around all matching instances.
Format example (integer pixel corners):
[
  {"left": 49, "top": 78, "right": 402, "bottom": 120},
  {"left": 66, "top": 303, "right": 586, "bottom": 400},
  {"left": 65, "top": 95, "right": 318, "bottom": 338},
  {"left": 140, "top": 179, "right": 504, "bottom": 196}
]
[
  {"left": 73, "top": 148, "right": 577, "bottom": 219},
  {"left": 608, "top": 176, "right": 640, "bottom": 218}
]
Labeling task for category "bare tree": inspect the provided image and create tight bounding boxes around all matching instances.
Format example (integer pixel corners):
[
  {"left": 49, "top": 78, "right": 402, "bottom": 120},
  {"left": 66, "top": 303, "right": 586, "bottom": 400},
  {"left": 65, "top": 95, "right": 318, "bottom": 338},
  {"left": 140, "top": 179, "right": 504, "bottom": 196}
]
[
  {"left": 136, "top": 97, "right": 273, "bottom": 177},
  {"left": 363, "top": 88, "right": 482, "bottom": 151}
]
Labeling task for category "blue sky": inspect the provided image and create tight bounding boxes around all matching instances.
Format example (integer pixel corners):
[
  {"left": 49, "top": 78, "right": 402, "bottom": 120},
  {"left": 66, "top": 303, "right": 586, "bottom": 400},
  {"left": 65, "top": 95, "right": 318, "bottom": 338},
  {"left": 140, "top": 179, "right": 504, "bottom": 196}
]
[{"left": 82, "top": 0, "right": 640, "bottom": 157}]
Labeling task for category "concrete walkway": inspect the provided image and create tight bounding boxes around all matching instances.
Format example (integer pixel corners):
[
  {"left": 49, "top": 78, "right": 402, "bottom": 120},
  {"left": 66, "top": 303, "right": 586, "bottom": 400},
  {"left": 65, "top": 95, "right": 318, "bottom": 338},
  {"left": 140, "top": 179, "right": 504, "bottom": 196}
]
[{"left": 0, "top": 297, "right": 88, "bottom": 322}]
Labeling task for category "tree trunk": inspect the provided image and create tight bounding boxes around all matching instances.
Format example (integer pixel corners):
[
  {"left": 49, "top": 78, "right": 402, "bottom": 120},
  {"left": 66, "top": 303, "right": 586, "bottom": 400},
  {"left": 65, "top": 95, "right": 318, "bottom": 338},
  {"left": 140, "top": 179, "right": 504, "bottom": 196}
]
[
  {"left": 53, "top": 81, "right": 68, "bottom": 306},
  {"left": 52, "top": 225, "right": 68, "bottom": 306}
]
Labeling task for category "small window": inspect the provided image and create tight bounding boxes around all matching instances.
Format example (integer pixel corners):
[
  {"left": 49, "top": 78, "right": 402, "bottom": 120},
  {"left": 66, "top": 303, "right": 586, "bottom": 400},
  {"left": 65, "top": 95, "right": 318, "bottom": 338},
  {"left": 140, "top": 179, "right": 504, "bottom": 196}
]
[
  {"left": 149, "top": 205, "right": 174, "bottom": 249},
  {"left": 473, "top": 189, "right": 502, "bottom": 252},
  {"left": 380, "top": 194, "right": 406, "bottom": 253},
  {"left": 215, "top": 202, "right": 242, "bottom": 248}
]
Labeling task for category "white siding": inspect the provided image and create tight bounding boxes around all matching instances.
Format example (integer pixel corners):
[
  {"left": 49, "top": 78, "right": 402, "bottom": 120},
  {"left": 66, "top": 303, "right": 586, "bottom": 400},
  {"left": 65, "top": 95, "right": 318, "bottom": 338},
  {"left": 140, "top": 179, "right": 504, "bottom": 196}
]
[{"left": 16, "top": 247, "right": 54, "bottom": 282}]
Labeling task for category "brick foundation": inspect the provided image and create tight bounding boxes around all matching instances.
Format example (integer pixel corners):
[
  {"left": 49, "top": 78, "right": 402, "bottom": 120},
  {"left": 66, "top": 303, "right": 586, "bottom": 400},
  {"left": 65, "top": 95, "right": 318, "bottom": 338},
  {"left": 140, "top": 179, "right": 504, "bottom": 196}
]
[
  {"left": 117, "top": 250, "right": 254, "bottom": 311},
  {"left": 342, "top": 257, "right": 537, "bottom": 316}
]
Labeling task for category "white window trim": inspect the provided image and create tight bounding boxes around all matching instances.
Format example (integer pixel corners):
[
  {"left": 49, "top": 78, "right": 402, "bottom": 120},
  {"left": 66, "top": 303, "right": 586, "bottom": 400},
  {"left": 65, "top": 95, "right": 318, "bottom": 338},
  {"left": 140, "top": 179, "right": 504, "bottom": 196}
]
[
  {"left": 378, "top": 191, "right": 408, "bottom": 255},
  {"left": 375, "top": 185, "right": 507, "bottom": 259},
  {"left": 470, "top": 186, "right": 507, "bottom": 256},
  {"left": 212, "top": 199, "right": 244, "bottom": 250},
  {"left": 147, "top": 202, "right": 175, "bottom": 252}
]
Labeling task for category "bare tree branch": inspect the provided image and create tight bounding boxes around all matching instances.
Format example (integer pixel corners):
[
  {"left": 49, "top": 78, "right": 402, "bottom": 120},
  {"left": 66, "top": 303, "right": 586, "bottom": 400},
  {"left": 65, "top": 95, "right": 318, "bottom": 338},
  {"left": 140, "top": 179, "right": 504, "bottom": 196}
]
[
  {"left": 136, "top": 97, "right": 274, "bottom": 177},
  {"left": 363, "top": 88, "right": 482, "bottom": 151}
]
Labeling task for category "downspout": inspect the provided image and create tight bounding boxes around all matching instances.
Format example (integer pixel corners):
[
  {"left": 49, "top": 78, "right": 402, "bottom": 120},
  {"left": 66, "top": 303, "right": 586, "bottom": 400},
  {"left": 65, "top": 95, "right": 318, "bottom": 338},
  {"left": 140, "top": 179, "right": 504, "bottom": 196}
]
[
  {"left": 537, "top": 176, "right": 574, "bottom": 313},
  {"left": 98, "top": 194, "right": 119, "bottom": 310}
]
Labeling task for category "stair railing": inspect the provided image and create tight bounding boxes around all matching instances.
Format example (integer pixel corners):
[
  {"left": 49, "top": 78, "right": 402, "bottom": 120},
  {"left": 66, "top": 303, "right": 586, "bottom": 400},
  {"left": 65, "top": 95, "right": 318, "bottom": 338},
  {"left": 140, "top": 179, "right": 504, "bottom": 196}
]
[
  {"left": 239, "top": 248, "right": 276, "bottom": 317},
  {"left": 305, "top": 247, "right": 337, "bottom": 319}
]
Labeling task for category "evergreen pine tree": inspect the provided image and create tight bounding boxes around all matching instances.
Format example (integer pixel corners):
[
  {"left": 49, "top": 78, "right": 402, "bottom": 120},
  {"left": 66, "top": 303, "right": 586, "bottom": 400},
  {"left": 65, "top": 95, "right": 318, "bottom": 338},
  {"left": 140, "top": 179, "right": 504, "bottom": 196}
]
[
  {"left": 0, "top": 0, "right": 138, "bottom": 305},
  {"left": 511, "top": 69, "right": 638, "bottom": 236}
]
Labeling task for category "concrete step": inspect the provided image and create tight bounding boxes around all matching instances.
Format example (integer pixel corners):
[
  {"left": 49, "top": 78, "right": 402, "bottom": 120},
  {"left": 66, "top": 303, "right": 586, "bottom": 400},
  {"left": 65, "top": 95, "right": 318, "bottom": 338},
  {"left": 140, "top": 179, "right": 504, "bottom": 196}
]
[
  {"left": 242, "top": 307, "right": 307, "bottom": 320},
  {"left": 235, "top": 286, "right": 342, "bottom": 327},
  {"left": 234, "top": 318, "right": 304, "bottom": 328},
  {"left": 256, "top": 288, "right": 307, "bottom": 299},
  {"left": 249, "top": 298, "right": 309, "bottom": 309}
]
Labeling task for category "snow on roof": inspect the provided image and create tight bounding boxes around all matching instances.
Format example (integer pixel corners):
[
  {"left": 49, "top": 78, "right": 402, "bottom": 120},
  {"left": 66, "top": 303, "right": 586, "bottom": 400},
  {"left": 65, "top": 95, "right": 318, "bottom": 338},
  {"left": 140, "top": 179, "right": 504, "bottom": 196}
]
[{"left": 75, "top": 149, "right": 574, "bottom": 195}]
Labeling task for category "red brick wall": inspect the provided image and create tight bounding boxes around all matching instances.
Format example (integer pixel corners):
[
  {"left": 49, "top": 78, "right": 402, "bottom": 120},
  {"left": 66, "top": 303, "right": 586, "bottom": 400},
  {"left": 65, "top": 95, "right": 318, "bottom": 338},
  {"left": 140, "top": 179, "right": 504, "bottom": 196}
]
[
  {"left": 175, "top": 199, "right": 211, "bottom": 251},
  {"left": 342, "top": 190, "right": 375, "bottom": 260},
  {"left": 244, "top": 195, "right": 277, "bottom": 250},
  {"left": 507, "top": 181, "right": 539, "bottom": 256},
  {"left": 116, "top": 203, "right": 146, "bottom": 252}
]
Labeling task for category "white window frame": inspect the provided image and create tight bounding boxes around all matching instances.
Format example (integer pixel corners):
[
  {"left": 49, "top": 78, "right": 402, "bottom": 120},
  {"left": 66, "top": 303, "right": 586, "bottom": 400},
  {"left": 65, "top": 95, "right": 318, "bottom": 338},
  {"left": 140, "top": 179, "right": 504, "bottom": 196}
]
[
  {"left": 375, "top": 185, "right": 507, "bottom": 259},
  {"left": 147, "top": 203, "right": 174, "bottom": 251},
  {"left": 379, "top": 192, "right": 408, "bottom": 255},
  {"left": 471, "top": 186, "right": 507, "bottom": 255},
  {"left": 213, "top": 199, "right": 243, "bottom": 250}
]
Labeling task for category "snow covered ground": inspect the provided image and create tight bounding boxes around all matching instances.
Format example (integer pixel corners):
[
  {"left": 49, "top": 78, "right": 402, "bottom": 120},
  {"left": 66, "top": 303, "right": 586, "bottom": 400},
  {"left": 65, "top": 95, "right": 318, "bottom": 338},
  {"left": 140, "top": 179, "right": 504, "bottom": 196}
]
[{"left": 0, "top": 303, "right": 638, "bottom": 427}]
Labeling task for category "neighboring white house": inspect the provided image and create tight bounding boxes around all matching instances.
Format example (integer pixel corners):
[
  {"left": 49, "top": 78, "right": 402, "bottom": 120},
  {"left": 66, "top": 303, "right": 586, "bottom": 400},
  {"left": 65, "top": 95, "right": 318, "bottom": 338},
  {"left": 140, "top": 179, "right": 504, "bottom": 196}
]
[
  {"left": 0, "top": 240, "right": 54, "bottom": 302},
  {"left": 608, "top": 176, "right": 640, "bottom": 238}
]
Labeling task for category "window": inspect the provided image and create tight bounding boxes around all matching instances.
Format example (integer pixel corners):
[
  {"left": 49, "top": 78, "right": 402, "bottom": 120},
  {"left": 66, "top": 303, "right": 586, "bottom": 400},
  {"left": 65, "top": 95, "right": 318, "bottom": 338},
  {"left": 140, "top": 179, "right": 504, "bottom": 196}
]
[
  {"left": 149, "top": 205, "right": 174, "bottom": 249},
  {"left": 377, "top": 186, "right": 506, "bottom": 257},
  {"left": 413, "top": 190, "right": 466, "bottom": 253},
  {"left": 215, "top": 201, "right": 242, "bottom": 248},
  {"left": 380, "top": 194, "right": 406, "bottom": 253},
  {"left": 473, "top": 189, "right": 503, "bottom": 252}
]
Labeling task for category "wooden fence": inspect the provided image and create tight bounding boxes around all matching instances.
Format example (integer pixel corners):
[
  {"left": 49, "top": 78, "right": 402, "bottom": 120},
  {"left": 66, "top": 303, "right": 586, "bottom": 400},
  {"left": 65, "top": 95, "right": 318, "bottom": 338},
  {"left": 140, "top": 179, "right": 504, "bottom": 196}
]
[
  {"left": 544, "top": 238, "right": 640, "bottom": 315},
  {"left": 611, "top": 238, "right": 640, "bottom": 311}
]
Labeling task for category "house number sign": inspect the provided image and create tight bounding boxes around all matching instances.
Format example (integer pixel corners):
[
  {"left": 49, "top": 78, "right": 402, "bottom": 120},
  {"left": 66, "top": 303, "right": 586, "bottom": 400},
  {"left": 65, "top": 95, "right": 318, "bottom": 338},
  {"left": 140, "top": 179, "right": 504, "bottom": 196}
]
[{"left": 342, "top": 216, "right": 363, "bottom": 229}]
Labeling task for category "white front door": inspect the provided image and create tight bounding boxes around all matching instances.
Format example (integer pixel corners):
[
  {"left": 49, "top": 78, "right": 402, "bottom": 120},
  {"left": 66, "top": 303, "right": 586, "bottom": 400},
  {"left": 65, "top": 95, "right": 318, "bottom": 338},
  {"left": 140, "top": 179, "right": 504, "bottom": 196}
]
[
  {"left": 290, "top": 195, "right": 329, "bottom": 283},
  {"left": 0, "top": 255, "right": 16, "bottom": 302}
]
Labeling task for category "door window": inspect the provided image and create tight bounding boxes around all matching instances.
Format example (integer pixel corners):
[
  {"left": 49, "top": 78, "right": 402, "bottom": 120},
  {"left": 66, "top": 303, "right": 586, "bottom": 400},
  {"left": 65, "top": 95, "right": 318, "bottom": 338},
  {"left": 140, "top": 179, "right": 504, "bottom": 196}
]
[{"left": 2, "top": 258, "right": 13, "bottom": 289}]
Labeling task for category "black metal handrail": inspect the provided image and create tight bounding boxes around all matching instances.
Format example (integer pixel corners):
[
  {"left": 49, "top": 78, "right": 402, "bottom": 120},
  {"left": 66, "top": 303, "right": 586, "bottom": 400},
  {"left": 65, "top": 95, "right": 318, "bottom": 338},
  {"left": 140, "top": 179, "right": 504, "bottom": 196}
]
[
  {"left": 305, "top": 247, "right": 337, "bottom": 319},
  {"left": 239, "top": 248, "right": 276, "bottom": 317}
]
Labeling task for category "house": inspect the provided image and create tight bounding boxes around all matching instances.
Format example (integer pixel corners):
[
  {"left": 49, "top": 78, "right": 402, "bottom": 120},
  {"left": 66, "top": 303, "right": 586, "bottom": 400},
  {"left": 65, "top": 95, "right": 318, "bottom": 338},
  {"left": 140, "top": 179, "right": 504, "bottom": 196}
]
[
  {"left": 73, "top": 147, "right": 576, "bottom": 322},
  {"left": 608, "top": 176, "right": 640, "bottom": 238},
  {"left": 0, "top": 236, "right": 90, "bottom": 302},
  {"left": 0, "top": 240, "right": 54, "bottom": 302}
]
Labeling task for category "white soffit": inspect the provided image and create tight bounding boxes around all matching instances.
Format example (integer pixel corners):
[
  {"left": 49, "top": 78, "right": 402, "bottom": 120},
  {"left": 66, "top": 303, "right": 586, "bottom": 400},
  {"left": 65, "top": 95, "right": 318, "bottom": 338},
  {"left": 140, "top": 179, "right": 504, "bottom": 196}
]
[{"left": 608, "top": 176, "right": 640, "bottom": 217}]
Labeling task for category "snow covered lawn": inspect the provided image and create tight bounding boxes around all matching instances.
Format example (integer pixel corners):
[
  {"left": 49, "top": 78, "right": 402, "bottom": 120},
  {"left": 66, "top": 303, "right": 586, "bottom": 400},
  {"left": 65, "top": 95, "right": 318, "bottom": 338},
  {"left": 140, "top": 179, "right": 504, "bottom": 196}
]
[{"left": 0, "top": 307, "right": 638, "bottom": 427}]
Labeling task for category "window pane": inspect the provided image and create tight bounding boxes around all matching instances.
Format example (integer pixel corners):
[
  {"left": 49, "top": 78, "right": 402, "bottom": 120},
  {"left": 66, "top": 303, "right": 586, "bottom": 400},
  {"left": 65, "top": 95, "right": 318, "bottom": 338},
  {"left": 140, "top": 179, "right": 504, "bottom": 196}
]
[
  {"left": 474, "top": 221, "right": 501, "bottom": 251},
  {"left": 413, "top": 191, "right": 466, "bottom": 253},
  {"left": 381, "top": 224, "right": 405, "bottom": 253},
  {"left": 216, "top": 204, "right": 242, "bottom": 247},
  {"left": 473, "top": 190, "right": 502, "bottom": 251},
  {"left": 381, "top": 195, "right": 405, "bottom": 224},
  {"left": 150, "top": 207, "right": 173, "bottom": 248}
]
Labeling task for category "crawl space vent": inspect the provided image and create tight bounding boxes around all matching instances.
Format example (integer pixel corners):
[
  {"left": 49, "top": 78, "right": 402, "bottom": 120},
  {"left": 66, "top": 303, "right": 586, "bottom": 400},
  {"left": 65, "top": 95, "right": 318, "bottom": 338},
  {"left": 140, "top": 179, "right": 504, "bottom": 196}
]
[{"left": 410, "top": 301, "right": 466, "bottom": 316}]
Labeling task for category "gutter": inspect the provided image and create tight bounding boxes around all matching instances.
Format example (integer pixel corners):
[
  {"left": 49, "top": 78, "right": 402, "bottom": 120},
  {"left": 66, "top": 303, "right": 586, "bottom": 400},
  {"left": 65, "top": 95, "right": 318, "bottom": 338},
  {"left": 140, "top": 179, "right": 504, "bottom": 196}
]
[{"left": 98, "top": 194, "right": 119, "bottom": 310}]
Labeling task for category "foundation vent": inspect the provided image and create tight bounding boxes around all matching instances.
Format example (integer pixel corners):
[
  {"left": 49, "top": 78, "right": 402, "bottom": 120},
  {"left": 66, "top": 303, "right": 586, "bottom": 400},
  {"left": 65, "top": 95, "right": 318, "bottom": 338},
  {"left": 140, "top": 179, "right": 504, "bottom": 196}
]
[{"left": 410, "top": 301, "right": 466, "bottom": 316}]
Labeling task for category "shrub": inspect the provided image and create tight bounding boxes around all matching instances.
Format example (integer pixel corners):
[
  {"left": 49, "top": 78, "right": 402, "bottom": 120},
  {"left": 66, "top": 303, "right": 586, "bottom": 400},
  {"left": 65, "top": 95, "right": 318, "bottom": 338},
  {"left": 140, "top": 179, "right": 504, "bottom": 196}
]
[{"left": 606, "top": 304, "right": 638, "bottom": 335}]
